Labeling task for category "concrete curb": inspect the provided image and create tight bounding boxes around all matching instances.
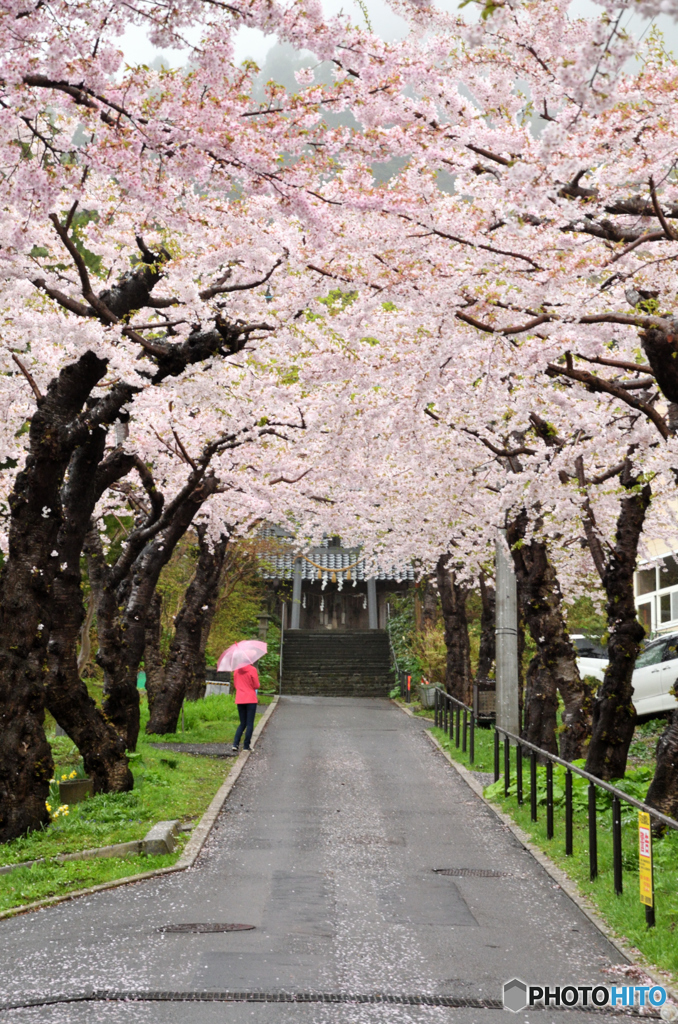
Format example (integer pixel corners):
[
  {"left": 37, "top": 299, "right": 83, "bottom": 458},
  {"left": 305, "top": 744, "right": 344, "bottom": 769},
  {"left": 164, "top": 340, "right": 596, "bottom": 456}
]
[
  {"left": 421, "top": 726, "right": 678, "bottom": 1002},
  {"left": 0, "top": 697, "right": 279, "bottom": 922}
]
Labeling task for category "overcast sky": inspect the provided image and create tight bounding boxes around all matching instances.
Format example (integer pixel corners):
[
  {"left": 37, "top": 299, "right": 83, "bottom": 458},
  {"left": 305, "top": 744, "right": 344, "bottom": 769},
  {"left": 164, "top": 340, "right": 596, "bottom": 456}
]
[{"left": 119, "top": 0, "right": 678, "bottom": 75}]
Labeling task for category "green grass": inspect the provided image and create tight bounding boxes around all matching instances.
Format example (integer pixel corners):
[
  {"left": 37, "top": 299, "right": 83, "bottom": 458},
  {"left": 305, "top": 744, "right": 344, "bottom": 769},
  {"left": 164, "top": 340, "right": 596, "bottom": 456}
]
[
  {"left": 144, "top": 691, "right": 273, "bottom": 744},
  {"left": 0, "top": 851, "right": 181, "bottom": 914},
  {"left": 430, "top": 724, "right": 678, "bottom": 986},
  {"left": 0, "top": 694, "right": 256, "bottom": 909}
]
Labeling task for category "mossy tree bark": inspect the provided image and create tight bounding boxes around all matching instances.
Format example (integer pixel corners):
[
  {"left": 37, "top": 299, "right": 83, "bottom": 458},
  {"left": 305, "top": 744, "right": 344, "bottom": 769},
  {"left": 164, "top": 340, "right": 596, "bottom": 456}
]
[
  {"left": 583, "top": 463, "right": 650, "bottom": 780},
  {"left": 506, "top": 510, "right": 593, "bottom": 761},
  {"left": 436, "top": 555, "right": 472, "bottom": 704},
  {"left": 146, "top": 529, "right": 229, "bottom": 734}
]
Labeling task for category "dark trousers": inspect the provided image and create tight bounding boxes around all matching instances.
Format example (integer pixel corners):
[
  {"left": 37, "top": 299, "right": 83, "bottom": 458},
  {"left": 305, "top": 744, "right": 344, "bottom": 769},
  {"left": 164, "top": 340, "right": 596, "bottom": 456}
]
[{"left": 234, "top": 703, "right": 257, "bottom": 749}]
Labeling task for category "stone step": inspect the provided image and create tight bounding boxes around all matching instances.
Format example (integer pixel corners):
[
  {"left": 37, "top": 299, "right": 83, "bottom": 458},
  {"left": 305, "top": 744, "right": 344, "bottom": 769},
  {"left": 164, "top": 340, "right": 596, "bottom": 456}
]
[{"left": 281, "top": 629, "right": 393, "bottom": 696}]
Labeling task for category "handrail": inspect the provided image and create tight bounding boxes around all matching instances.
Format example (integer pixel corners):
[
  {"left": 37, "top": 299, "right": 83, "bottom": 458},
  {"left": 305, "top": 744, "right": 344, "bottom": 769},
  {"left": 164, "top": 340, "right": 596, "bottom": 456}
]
[
  {"left": 432, "top": 685, "right": 471, "bottom": 714},
  {"left": 495, "top": 724, "right": 678, "bottom": 833}
]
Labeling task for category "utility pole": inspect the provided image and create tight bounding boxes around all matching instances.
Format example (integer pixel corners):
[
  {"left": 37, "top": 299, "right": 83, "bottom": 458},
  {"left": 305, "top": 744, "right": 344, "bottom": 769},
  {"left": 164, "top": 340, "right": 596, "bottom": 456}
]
[
  {"left": 495, "top": 530, "right": 520, "bottom": 739},
  {"left": 290, "top": 558, "right": 302, "bottom": 629}
]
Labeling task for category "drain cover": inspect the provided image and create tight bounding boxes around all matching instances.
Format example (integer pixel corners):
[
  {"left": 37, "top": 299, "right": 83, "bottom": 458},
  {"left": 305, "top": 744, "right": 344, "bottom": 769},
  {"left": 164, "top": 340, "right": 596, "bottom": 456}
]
[
  {"left": 434, "top": 868, "right": 508, "bottom": 877},
  {"left": 159, "top": 923, "right": 255, "bottom": 934}
]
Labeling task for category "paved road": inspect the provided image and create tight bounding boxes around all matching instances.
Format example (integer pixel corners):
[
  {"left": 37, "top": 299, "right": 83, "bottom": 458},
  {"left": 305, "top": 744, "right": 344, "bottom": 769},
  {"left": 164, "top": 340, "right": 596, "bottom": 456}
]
[{"left": 0, "top": 697, "right": 633, "bottom": 1023}]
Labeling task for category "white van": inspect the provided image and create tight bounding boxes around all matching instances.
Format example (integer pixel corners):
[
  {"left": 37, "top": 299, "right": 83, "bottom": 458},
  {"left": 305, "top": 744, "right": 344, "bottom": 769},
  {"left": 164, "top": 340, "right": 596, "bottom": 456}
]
[
  {"left": 572, "top": 634, "right": 608, "bottom": 684},
  {"left": 632, "top": 634, "right": 678, "bottom": 717}
]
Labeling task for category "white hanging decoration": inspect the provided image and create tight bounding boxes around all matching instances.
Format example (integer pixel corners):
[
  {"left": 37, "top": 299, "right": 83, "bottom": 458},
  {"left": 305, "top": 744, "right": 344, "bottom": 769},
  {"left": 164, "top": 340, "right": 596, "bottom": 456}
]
[
  {"left": 320, "top": 596, "right": 324, "bottom": 611},
  {"left": 302, "top": 593, "right": 306, "bottom": 608},
  {"left": 363, "top": 595, "right": 367, "bottom": 609}
]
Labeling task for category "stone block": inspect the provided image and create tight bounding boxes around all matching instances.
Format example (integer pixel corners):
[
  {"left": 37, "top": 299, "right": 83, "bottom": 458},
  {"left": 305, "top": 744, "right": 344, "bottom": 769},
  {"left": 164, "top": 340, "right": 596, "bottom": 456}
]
[{"left": 142, "top": 820, "right": 180, "bottom": 855}]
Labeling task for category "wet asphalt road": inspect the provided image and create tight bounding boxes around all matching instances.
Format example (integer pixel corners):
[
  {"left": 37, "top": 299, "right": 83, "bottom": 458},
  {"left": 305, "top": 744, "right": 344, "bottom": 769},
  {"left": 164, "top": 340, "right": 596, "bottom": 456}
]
[{"left": 0, "top": 697, "right": 635, "bottom": 1023}]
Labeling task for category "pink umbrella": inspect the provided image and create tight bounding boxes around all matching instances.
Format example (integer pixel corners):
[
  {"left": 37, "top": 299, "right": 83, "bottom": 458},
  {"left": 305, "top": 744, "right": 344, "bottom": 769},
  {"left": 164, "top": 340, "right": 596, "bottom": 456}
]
[{"left": 217, "top": 640, "right": 267, "bottom": 672}]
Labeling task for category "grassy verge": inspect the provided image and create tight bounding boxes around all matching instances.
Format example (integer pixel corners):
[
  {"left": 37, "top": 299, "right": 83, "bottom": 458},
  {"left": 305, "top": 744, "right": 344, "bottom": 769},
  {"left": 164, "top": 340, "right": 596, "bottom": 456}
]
[
  {"left": 430, "top": 724, "right": 678, "bottom": 987},
  {"left": 0, "top": 694, "right": 258, "bottom": 910},
  {"left": 0, "top": 852, "right": 180, "bottom": 914},
  {"left": 148, "top": 691, "right": 274, "bottom": 744}
]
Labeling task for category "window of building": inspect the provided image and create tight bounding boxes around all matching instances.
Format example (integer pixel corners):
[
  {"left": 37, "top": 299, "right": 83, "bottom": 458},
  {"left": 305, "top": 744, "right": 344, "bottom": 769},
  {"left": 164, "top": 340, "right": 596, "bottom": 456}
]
[
  {"left": 637, "top": 567, "right": 657, "bottom": 596},
  {"left": 658, "top": 556, "right": 678, "bottom": 590},
  {"left": 661, "top": 593, "right": 672, "bottom": 623},
  {"left": 637, "top": 602, "right": 652, "bottom": 632}
]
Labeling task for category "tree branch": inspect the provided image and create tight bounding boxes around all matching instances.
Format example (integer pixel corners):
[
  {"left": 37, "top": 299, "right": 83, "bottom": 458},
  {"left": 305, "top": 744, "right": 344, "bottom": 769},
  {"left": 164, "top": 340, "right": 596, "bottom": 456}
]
[
  {"left": 546, "top": 363, "right": 669, "bottom": 439},
  {"left": 11, "top": 354, "right": 43, "bottom": 402}
]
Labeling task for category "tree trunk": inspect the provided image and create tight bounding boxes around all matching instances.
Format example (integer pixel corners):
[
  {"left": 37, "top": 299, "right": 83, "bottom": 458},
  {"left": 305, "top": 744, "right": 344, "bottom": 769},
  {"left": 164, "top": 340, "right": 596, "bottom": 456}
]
[
  {"left": 0, "top": 352, "right": 114, "bottom": 841},
  {"left": 436, "top": 555, "right": 472, "bottom": 704},
  {"left": 88, "top": 477, "right": 219, "bottom": 750},
  {"left": 144, "top": 592, "right": 165, "bottom": 716},
  {"left": 585, "top": 477, "right": 650, "bottom": 780},
  {"left": 476, "top": 573, "right": 496, "bottom": 686},
  {"left": 77, "top": 598, "right": 95, "bottom": 677},
  {"left": 44, "top": 438, "right": 135, "bottom": 794},
  {"left": 506, "top": 511, "right": 592, "bottom": 760},
  {"left": 645, "top": 710, "right": 678, "bottom": 826},
  {"left": 522, "top": 651, "right": 559, "bottom": 756},
  {"left": 146, "top": 529, "right": 228, "bottom": 734},
  {"left": 421, "top": 576, "right": 438, "bottom": 631},
  {"left": 185, "top": 592, "right": 220, "bottom": 702}
]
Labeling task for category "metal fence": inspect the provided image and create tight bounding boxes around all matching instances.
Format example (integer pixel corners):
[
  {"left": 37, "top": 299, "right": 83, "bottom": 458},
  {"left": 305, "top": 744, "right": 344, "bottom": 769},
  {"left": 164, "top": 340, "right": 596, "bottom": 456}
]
[{"left": 423, "top": 684, "right": 678, "bottom": 929}]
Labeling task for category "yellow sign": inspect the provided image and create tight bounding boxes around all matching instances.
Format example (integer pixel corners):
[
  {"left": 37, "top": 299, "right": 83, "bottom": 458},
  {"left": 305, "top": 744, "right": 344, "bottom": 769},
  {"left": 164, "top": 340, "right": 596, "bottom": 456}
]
[{"left": 638, "top": 811, "right": 654, "bottom": 908}]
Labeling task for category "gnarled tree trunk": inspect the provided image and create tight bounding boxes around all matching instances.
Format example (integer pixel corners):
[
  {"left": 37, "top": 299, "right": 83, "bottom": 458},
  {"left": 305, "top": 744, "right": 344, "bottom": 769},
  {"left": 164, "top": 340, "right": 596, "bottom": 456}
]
[
  {"left": 507, "top": 510, "right": 592, "bottom": 761},
  {"left": 436, "top": 555, "right": 472, "bottom": 704},
  {"left": 645, "top": 710, "right": 678, "bottom": 826},
  {"left": 585, "top": 472, "right": 650, "bottom": 780},
  {"left": 0, "top": 352, "right": 125, "bottom": 841},
  {"left": 88, "top": 477, "right": 219, "bottom": 750},
  {"left": 421, "top": 576, "right": 438, "bottom": 632},
  {"left": 44, "top": 438, "right": 134, "bottom": 794},
  {"left": 146, "top": 529, "right": 228, "bottom": 734},
  {"left": 522, "top": 651, "right": 559, "bottom": 755},
  {"left": 143, "top": 592, "right": 165, "bottom": 716},
  {"left": 476, "top": 573, "right": 496, "bottom": 687}
]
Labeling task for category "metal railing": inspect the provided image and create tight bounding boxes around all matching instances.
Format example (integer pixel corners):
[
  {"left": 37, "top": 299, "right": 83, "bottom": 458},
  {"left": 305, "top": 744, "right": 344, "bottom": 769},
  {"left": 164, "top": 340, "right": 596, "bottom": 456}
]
[
  {"left": 493, "top": 724, "right": 678, "bottom": 928},
  {"left": 433, "top": 687, "right": 476, "bottom": 764}
]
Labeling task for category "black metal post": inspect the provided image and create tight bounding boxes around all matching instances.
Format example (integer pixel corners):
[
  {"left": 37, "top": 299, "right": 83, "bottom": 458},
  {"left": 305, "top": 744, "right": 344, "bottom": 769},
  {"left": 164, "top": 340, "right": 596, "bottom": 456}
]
[
  {"left": 588, "top": 782, "right": 598, "bottom": 881},
  {"left": 504, "top": 735, "right": 510, "bottom": 797},
  {"left": 565, "top": 770, "right": 573, "bottom": 856},
  {"left": 546, "top": 762, "right": 554, "bottom": 839},
  {"left": 455, "top": 706, "right": 460, "bottom": 748},
  {"left": 494, "top": 729, "right": 500, "bottom": 783},
  {"left": 646, "top": 905, "right": 656, "bottom": 928},
  {"left": 462, "top": 709, "right": 468, "bottom": 754},
  {"left": 448, "top": 698, "right": 453, "bottom": 741},
  {"left": 470, "top": 714, "right": 475, "bottom": 764},
  {"left": 530, "top": 750, "right": 537, "bottom": 822},
  {"left": 516, "top": 744, "right": 523, "bottom": 806},
  {"left": 434, "top": 687, "right": 439, "bottom": 728},
  {"left": 612, "top": 796, "right": 623, "bottom": 896}
]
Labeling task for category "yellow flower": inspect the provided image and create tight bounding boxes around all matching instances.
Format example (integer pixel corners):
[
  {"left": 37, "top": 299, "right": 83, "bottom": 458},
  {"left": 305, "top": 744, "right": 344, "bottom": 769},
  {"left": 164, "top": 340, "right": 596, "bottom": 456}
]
[
  {"left": 63, "top": 809, "right": 69, "bottom": 816},
  {"left": 61, "top": 774, "right": 68, "bottom": 781},
  {"left": 45, "top": 802, "right": 51, "bottom": 812},
  {"left": 69, "top": 771, "right": 76, "bottom": 779},
  {"left": 53, "top": 812, "right": 59, "bottom": 819}
]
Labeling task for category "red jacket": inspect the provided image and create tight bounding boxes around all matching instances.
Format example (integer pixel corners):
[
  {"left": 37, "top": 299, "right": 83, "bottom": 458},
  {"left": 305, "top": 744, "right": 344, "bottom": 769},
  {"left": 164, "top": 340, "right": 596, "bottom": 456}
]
[{"left": 233, "top": 664, "right": 260, "bottom": 704}]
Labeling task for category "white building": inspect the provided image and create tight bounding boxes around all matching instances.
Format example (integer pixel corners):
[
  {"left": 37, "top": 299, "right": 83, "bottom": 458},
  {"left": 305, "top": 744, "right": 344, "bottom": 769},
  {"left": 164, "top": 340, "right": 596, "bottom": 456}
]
[{"left": 635, "top": 555, "right": 678, "bottom": 636}]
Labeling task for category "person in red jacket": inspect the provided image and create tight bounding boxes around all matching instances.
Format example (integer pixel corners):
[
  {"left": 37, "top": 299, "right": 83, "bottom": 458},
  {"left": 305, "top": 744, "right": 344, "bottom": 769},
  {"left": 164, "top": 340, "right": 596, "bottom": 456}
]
[{"left": 232, "top": 663, "right": 260, "bottom": 752}]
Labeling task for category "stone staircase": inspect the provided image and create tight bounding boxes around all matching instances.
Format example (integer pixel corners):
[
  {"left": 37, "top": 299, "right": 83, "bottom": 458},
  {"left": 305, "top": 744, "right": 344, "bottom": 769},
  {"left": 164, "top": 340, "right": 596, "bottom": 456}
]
[{"left": 281, "top": 630, "right": 394, "bottom": 697}]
